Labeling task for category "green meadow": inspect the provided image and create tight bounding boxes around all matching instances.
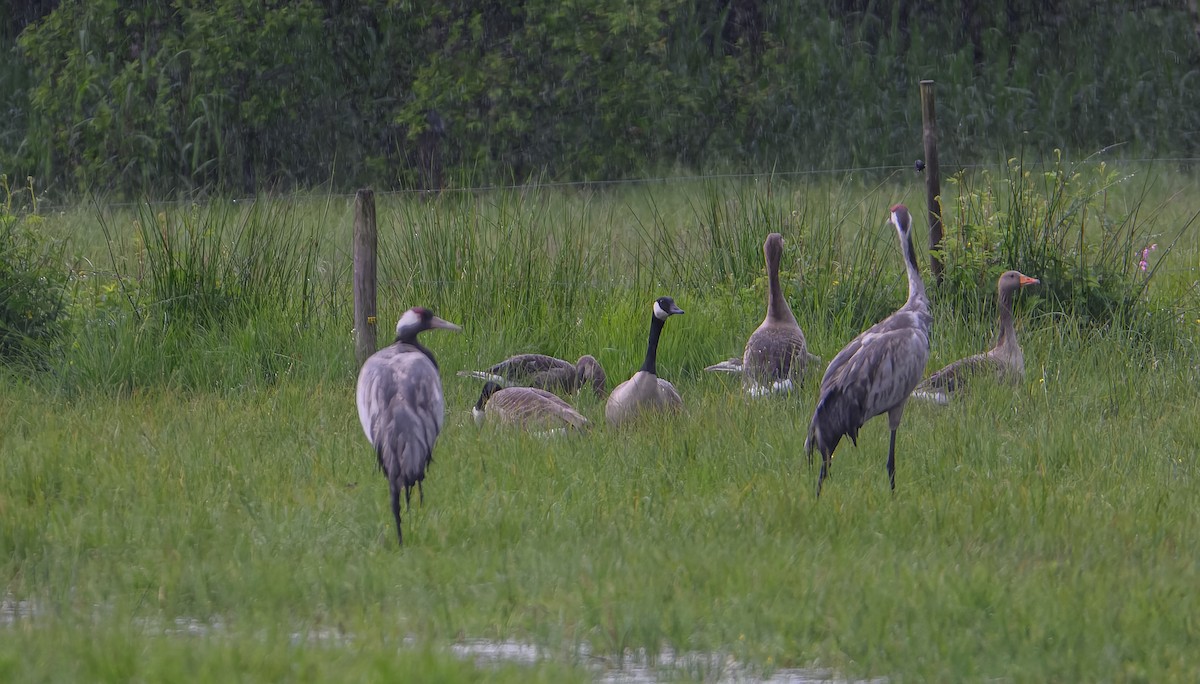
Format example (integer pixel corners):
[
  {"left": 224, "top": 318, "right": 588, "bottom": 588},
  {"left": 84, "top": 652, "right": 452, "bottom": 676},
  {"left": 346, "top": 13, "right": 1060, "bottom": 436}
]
[{"left": 3, "top": 160, "right": 1200, "bottom": 681}]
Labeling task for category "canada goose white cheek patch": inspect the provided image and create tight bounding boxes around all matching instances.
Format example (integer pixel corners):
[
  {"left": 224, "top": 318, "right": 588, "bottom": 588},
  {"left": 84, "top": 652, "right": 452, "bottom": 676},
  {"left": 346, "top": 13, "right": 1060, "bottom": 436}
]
[{"left": 653, "top": 301, "right": 668, "bottom": 319}]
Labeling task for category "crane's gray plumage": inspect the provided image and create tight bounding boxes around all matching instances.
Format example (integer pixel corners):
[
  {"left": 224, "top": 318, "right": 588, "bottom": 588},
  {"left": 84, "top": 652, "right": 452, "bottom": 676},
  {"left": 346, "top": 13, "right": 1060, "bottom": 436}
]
[
  {"left": 458, "top": 353, "right": 607, "bottom": 397},
  {"left": 913, "top": 270, "right": 1039, "bottom": 405},
  {"left": 356, "top": 306, "right": 460, "bottom": 545},
  {"left": 472, "top": 381, "right": 590, "bottom": 433},
  {"left": 605, "top": 296, "right": 685, "bottom": 426},
  {"left": 805, "top": 205, "right": 932, "bottom": 496},
  {"left": 705, "top": 232, "right": 813, "bottom": 396}
]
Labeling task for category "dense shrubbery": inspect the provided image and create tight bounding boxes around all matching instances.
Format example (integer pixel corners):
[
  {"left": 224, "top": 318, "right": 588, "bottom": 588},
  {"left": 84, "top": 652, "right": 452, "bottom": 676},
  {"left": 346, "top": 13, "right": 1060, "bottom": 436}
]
[
  {"left": 2, "top": 1, "right": 1199, "bottom": 198},
  {"left": 933, "top": 151, "right": 1190, "bottom": 340},
  {"left": 0, "top": 174, "right": 66, "bottom": 365}
]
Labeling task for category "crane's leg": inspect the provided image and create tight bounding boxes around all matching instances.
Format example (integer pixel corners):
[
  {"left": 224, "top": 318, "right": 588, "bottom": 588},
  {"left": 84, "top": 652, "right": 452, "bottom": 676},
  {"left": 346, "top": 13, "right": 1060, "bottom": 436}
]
[
  {"left": 886, "top": 428, "right": 897, "bottom": 492},
  {"left": 390, "top": 482, "right": 404, "bottom": 546},
  {"left": 816, "top": 451, "right": 832, "bottom": 498}
]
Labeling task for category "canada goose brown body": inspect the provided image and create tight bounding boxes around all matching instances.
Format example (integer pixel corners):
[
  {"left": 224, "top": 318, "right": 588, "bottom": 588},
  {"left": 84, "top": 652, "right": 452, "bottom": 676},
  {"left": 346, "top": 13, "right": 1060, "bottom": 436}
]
[
  {"left": 706, "top": 233, "right": 810, "bottom": 396},
  {"left": 356, "top": 307, "right": 461, "bottom": 545},
  {"left": 913, "top": 270, "right": 1039, "bottom": 405},
  {"left": 458, "top": 354, "right": 607, "bottom": 397},
  {"left": 473, "top": 382, "right": 590, "bottom": 431},
  {"left": 805, "top": 205, "right": 932, "bottom": 496},
  {"left": 605, "top": 297, "right": 685, "bottom": 426}
]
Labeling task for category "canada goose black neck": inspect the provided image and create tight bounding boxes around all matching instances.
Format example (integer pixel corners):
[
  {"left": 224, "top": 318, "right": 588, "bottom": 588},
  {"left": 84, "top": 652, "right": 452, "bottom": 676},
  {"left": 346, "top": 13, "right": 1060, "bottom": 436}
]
[
  {"left": 640, "top": 313, "right": 666, "bottom": 375},
  {"left": 764, "top": 234, "right": 798, "bottom": 325},
  {"left": 474, "top": 381, "right": 501, "bottom": 411}
]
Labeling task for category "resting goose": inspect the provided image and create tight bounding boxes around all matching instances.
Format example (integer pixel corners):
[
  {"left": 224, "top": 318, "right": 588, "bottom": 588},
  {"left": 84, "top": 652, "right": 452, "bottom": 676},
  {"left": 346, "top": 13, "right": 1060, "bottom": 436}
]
[
  {"left": 805, "top": 205, "right": 932, "bottom": 496},
  {"left": 472, "top": 381, "right": 590, "bottom": 432},
  {"left": 356, "top": 307, "right": 461, "bottom": 545},
  {"left": 705, "top": 232, "right": 812, "bottom": 396},
  {"left": 912, "top": 270, "right": 1039, "bottom": 405},
  {"left": 605, "top": 296, "right": 685, "bottom": 426},
  {"left": 458, "top": 354, "right": 607, "bottom": 397}
]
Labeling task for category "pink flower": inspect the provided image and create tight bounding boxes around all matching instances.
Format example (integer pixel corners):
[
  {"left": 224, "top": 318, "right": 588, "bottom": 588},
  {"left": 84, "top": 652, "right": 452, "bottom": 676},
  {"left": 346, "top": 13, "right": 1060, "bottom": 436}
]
[{"left": 1139, "top": 243, "right": 1158, "bottom": 272}]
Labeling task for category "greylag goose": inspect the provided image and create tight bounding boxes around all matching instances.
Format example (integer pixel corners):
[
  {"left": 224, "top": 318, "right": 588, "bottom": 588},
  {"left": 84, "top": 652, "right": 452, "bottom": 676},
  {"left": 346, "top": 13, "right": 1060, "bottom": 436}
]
[
  {"left": 705, "top": 232, "right": 812, "bottom": 396},
  {"left": 458, "top": 354, "right": 607, "bottom": 397},
  {"left": 912, "top": 270, "right": 1039, "bottom": 405}
]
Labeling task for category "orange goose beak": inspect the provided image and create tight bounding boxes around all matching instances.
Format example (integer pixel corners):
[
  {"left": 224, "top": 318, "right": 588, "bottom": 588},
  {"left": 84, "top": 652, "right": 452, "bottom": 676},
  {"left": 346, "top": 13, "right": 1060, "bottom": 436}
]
[{"left": 1018, "top": 275, "right": 1039, "bottom": 287}]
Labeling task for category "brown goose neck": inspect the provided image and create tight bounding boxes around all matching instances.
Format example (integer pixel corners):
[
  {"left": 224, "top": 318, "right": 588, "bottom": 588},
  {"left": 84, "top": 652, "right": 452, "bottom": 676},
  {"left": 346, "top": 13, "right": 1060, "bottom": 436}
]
[{"left": 995, "top": 284, "right": 1017, "bottom": 348}]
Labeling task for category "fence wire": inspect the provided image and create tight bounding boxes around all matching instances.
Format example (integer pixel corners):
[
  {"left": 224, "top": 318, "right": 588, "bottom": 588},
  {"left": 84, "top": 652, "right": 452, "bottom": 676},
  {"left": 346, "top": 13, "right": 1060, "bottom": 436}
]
[{"left": 35, "top": 155, "right": 1200, "bottom": 213}]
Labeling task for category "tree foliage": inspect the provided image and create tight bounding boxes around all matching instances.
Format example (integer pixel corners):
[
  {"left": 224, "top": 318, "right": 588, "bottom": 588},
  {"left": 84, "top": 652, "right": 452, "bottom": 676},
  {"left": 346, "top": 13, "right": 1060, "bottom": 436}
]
[{"left": 3, "top": 0, "right": 1199, "bottom": 198}]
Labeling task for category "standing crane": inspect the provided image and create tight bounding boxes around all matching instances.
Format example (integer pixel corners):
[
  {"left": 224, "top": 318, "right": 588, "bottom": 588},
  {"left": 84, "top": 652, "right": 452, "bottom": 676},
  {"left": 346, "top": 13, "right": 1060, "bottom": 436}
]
[
  {"left": 805, "top": 205, "right": 932, "bottom": 496},
  {"left": 356, "top": 307, "right": 460, "bottom": 545}
]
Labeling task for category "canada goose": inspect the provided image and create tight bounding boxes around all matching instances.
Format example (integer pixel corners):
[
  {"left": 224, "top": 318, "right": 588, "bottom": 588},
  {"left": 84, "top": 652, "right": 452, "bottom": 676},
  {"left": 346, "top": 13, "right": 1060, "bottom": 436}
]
[
  {"left": 605, "top": 296, "right": 685, "bottom": 426},
  {"left": 705, "top": 232, "right": 812, "bottom": 396},
  {"left": 356, "top": 307, "right": 460, "bottom": 545},
  {"left": 457, "top": 354, "right": 607, "bottom": 397},
  {"left": 913, "top": 270, "right": 1039, "bottom": 405},
  {"left": 805, "top": 205, "right": 932, "bottom": 496},
  {"left": 472, "top": 381, "right": 590, "bottom": 432}
]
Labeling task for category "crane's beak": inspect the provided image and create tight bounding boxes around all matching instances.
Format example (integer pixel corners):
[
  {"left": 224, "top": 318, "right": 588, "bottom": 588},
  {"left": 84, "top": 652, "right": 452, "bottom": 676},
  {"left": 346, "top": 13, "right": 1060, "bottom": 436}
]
[
  {"left": 1018, "top": 275, "right": 1040, "bottom": 287},
  {"left": 430, "top": 316, "right": 462, "bottom": 332}
]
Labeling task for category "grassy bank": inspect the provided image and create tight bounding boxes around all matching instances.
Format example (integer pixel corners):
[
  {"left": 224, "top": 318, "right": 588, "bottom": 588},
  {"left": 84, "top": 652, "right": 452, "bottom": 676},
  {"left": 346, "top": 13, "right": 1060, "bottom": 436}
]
[{"left": 3, "top": 162, "right": 1200, "bottom": 681}]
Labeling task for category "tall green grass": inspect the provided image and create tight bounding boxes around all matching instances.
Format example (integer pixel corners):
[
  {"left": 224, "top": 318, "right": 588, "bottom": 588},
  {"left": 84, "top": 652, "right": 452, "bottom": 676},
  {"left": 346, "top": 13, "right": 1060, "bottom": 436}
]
[{"left": 3, "top": 162, "right": 1199, "bottom": 681}]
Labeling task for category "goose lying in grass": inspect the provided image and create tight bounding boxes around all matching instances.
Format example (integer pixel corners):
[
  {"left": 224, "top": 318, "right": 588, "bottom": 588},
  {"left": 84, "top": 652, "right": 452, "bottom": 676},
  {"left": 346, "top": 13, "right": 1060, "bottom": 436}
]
[
  {"left": 458, "top": 354, "right": 607, "bottom": 397},
  {"left": 472, "top": 381, "right": 590, "bottom": 433},
  {"left": 912, "top": 270, "right": 1039, "bottom": 405},
  {"left": 705, "top": 233, "right": 815, "bottom": 396},
  {"left": 605, "top": 296, "right": 685, "bottom": 427}
]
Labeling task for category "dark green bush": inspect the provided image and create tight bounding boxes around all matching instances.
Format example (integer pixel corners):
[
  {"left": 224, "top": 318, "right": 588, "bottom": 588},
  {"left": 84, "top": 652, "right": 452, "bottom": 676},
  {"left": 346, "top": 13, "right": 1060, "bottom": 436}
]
[
  {"left": 0, "top": 175, "right": 67, "bottom": 365},
  {"left": 933, "top": 152, "right": 1191, "bottom": 345},
  {"left": 4, "top": 1, "right": 1200, "bottom": 198}
]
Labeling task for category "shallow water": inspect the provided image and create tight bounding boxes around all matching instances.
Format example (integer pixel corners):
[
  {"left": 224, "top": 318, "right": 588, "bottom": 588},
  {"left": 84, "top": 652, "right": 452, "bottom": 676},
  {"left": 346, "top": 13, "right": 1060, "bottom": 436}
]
[
  {"left": 0, "top": 593, "right": 36, "bottom": 626},
  {"left": 451, "top": 638, "right": 885, "bottom": 683},
  {"left": 2, "top": 604, "right": 880, "bottom": 683}
]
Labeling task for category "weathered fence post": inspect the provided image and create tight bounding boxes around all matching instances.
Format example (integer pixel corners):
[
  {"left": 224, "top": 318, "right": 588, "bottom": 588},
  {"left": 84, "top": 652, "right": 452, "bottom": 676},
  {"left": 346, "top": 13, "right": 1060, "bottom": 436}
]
[
  {"left": 353, "top": 188, "right": 378, "bottom": 367},
  {"left": 920, "top": 79, "right": 944, "bottom": 284}
]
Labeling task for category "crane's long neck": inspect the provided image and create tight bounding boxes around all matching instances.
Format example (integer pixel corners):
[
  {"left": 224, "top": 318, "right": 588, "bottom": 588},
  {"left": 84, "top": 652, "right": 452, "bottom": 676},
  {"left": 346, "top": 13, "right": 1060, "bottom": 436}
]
[
  {"left": 766, "top": 249, "right": 798, "bottom": 325},
  {"left": 995, "top": 284, "right": 1017, "bottom": 349},
  {"left": 398, "top": 332, "right": 438, "bottom": 369},
  {"left": 900, "top": 232, "right": 928, "bottom": 312},
  {"left": 640, "top": 314, "right": 667, "bottom": 376}
]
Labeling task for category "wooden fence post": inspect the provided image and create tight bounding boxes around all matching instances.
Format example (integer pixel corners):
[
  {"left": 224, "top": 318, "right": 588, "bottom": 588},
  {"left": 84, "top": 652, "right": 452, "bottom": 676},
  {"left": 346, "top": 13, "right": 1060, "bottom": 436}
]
[
  {"left": 920, "top": 79, "right": 944, "bottom": 284},
  {"left": 353, "top": 188, "right": 378, "bottom": 366}
]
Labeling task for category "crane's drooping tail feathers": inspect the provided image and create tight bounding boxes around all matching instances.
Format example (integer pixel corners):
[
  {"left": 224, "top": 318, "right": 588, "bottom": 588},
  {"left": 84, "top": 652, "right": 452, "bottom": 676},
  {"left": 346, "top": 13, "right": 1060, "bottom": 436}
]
[
  {"left": 373, "top": 426, "right": 434, "bottom": 505},
  {"left": 805, "top": 387, "right": 863, "bottom": 460}
]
